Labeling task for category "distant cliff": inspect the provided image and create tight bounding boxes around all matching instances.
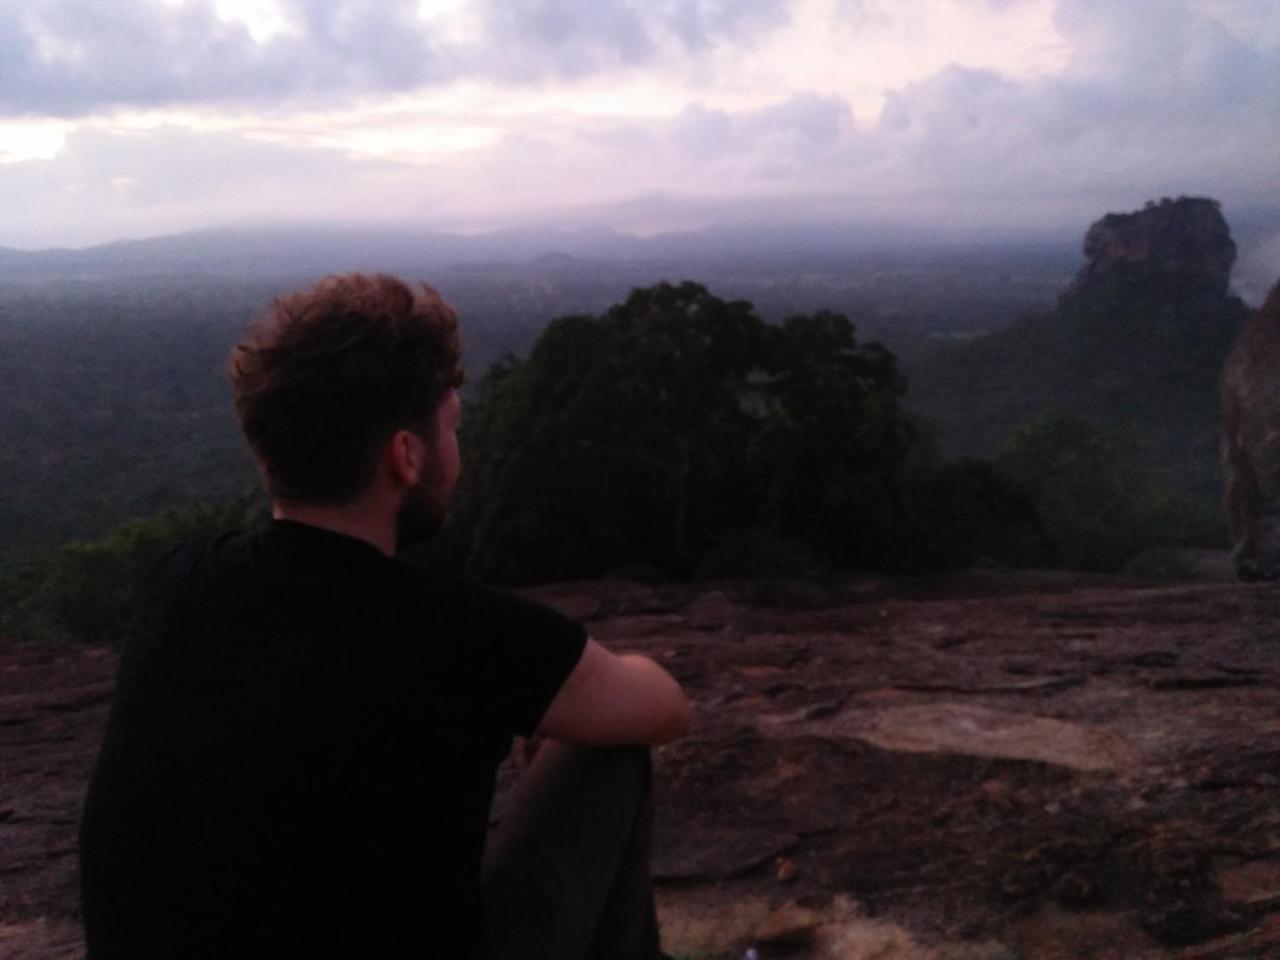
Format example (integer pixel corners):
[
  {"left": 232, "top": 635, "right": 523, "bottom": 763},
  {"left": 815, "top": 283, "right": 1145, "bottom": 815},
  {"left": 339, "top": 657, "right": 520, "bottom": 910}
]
[
  {"left": 908, "top": 197, "right": 1249, "bottom": 498},
  {"left": 1072, "top": 196, "right": 1236, "bottom": 295}
]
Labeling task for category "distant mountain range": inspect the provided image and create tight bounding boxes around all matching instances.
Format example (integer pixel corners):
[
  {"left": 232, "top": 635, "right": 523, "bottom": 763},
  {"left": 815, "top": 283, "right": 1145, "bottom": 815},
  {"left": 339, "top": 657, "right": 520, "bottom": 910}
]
[
  {"left": 0, "top": 220, "right": 1081, "bottom": 283},
  {"left": 4, "top": 209, "right": 1274, "bottom": 304}
]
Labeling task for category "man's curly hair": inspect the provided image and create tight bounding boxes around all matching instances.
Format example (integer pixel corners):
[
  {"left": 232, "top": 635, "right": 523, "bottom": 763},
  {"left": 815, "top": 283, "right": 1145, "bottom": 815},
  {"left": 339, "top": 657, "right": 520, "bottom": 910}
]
[{"left": 228, "top": 273, "right": 463, "bottom": 503}]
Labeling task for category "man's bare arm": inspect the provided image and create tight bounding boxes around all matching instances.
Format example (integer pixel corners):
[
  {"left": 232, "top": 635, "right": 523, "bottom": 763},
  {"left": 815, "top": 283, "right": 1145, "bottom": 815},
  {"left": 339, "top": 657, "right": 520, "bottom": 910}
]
[{"left": 536, "top": 639, "right": 692, "bottom": 746}]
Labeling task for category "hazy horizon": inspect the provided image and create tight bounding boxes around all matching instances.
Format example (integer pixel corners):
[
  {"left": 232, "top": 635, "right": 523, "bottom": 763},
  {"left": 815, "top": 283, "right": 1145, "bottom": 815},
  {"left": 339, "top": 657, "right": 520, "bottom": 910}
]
[{"left": 1, "top": 206, "right": 1276, "bottom": 306}]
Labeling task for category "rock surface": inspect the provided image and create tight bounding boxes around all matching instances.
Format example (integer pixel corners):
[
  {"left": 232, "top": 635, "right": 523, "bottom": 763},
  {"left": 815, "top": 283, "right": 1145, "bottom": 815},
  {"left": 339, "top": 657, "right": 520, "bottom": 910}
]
[
  {"left": 6, "top": 571, "right": 1280, "bottom": 959},
  {"left": 1223, "top": 282, "right": 1280, "bottom": 579},
  {"left": 1074, "top": 197, "right": 1237, "bottom": 297}
]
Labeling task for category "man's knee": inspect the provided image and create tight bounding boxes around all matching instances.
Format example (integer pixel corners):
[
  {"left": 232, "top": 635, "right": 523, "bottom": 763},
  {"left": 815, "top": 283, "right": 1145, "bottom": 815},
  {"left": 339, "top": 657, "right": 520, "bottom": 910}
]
[{"left": 502, "top": 743, "right": 652, "bottom": 842}]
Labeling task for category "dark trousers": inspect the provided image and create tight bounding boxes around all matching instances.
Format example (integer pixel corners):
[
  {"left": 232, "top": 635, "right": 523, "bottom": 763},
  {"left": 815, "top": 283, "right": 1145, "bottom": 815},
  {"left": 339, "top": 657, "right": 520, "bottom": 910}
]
[{"left": 482, "top": 744, "right": 662, "bottom": 960}]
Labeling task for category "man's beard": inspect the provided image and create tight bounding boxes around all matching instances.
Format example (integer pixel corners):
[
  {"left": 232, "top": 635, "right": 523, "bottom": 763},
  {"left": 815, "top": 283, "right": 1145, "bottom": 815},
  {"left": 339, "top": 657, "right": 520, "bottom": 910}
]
[{"left": 394, "top": 474, "right": 447, "bottom": 551}]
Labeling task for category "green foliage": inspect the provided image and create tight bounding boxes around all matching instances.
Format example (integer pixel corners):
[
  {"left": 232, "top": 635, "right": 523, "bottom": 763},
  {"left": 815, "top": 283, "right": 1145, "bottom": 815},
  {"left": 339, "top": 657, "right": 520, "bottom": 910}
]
[
  {"left": 994, "top": 410, "right": 1226, "bottom": 571},
  {"left": 907, "top": 260, "right": 1247, "bottom": 499},
  {"left": 1, "top": 496, "right": 266, "bottom": 645},
  {"left": 696, "top": 528, "right": 825, "bottom": 581},
  {"left": 450, "top": 282, "right": 916, "bottom": 583},
  {"left": 995, "top": 411, "right": 1136, "bottom": 569},
  {"left": 0, "top": 281, "right": 270, "bottom": 569},
  {"left": 748, "top": 312, "right": 915, "bottom": 568},
  {"left": 1131, "top": 485, "right": 1229, "bottom": 551},
  {"left": 904, "top": 452, "right": 1051, "bottom": 570},
  {"left": 4, "top": 272, "right": 1233, "bottom": 602},
  {"left": 0, "top": 555, "right": 56, "bottom": 642}
]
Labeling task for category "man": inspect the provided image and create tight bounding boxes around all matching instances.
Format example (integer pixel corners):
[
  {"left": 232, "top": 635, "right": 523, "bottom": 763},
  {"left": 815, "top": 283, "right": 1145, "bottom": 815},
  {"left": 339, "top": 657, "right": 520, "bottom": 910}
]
[{"left": 79, "top": 273, "right": 692, "bottom": 959}]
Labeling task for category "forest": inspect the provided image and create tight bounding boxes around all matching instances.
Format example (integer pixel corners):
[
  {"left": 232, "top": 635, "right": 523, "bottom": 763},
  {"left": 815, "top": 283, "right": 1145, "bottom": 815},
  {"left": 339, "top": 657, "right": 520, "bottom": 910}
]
[{"left": 1, "top": 225, "right": 1234, "bottom": 646}]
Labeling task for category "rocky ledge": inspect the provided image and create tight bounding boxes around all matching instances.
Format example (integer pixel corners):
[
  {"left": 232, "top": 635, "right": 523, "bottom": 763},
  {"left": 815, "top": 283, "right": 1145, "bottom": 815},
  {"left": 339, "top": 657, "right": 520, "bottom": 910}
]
[{"left": 4, "top": 568, "right": 1280, "bottom": 959}]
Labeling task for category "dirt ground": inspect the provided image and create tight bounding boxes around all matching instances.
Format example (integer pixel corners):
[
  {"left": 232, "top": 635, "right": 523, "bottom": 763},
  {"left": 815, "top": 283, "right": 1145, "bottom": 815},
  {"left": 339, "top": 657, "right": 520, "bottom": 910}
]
[{"left": 4, "top": 568, "right": 1280, "bottom": 959}]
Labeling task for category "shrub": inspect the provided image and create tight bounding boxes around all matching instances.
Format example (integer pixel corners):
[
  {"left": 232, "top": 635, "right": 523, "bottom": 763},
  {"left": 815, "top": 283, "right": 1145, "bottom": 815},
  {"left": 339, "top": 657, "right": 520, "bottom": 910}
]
[
  {"left": 696, "top": 528, "right": 826, "bottom": 581},
  {"left": 3, "top": 496, "right": 265, "bottom": 645}
]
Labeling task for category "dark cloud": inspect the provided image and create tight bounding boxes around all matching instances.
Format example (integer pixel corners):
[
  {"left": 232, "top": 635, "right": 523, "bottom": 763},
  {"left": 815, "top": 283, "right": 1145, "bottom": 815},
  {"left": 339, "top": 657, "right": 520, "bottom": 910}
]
[
  {"left": 468, "top": 1, "right": 657, "bottom": 79},
  {"left": 0, "top": 0, "right": 794, "bottom": 116},
  {"left": 0, "top": 0, "right": 441, "bottom": 117},
  {"left": 465, "top": 0, "right": 792, "bottom": 81}
]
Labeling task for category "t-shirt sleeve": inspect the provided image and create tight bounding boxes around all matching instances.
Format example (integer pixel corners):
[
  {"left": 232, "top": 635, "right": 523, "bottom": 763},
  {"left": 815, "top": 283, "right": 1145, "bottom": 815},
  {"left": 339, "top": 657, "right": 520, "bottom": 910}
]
[{"left": 455, "top": 582, "right": 588, "bottom": 738}]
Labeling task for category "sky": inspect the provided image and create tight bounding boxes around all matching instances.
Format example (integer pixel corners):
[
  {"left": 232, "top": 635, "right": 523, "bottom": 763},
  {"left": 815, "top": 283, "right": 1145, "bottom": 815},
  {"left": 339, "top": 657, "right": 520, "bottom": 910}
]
[{"left": 0, "top": 0, "right": 1277, "bottom": 266}]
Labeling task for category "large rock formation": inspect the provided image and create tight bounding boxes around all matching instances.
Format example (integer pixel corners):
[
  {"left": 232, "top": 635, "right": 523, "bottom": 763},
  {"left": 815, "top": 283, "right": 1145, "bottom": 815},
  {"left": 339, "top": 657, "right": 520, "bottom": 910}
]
[
  {"left": 1057, "top": 196, "right": 1247, "bottom": 343},
  {"left": 1072, "top": 196, "right": 1237, "bottom": 298},
  {"left": 909, "top": 198, "right": 1249, "bottom": 500},
  {"left": 1222, "top": 281, "right": 1280, "bottom": 579}
]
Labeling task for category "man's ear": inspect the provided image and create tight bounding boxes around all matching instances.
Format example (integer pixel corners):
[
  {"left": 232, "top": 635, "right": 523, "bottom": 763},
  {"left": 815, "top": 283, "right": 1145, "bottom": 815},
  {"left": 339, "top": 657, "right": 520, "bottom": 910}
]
[{"left": 386, "top": 429, "right": 426, "bottom": 487}]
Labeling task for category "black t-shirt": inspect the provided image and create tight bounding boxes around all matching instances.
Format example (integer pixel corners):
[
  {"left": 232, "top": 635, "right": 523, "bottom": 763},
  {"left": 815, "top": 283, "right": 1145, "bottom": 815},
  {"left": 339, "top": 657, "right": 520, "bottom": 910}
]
[{"left": 79, "top": 520, "right": 586, "bottom": 959}]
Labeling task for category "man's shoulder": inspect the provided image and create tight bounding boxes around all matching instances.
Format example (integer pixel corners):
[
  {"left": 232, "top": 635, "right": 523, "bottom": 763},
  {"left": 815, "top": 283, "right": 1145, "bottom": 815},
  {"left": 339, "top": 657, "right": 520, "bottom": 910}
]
[
  {"left": 136, "top": 528, "right": 248, "bottom": 605},
  {"left": 392, "top": 555, "right": 555, "bottom": 624}
]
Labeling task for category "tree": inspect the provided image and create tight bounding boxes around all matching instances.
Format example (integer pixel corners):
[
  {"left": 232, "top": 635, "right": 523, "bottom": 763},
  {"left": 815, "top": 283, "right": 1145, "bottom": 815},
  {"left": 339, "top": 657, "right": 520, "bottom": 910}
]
[
  {"left": 449, "top": 282, "right": 917, "bottom": 583},
  {"left": 749, "top": 311, "right": 914, "bottom": 568},
  {"left": 5, "top": 496, "right": 265, "bottom": 645},
  {"left": 993, "top": 409, "right": 1229, "bottom": 571},
  {"left": 995, "top": 411, "right": 1146, "bottom": 570},
  {"left": 905, "top": 453, "right": 1050, "bottom": 570}
]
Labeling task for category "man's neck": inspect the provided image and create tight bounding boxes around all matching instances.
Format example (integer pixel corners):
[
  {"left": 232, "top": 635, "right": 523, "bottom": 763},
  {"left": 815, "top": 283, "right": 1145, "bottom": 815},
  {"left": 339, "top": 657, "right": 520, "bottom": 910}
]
[{"left": 271, "top": 500, "right": 397, "bottom": 556}]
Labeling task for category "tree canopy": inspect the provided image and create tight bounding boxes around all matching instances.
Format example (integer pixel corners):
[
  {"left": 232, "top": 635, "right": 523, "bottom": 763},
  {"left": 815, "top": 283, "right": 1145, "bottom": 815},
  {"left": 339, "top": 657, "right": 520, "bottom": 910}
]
[
  {"left": 445, "top": 281, "right": 916, "bottom": 583},
  {"left": 994, "top": 410, "right": 1226, "bottom": 571},
  {"left": 1, "top": 496, "right": 265, "bottom": 645}
]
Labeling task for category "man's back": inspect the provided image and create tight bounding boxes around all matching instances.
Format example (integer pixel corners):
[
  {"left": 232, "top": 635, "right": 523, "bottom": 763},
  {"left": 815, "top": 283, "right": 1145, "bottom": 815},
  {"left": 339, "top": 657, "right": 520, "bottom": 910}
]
[{"left": 79, "top": 520, "right": 586, "bottom": 959}]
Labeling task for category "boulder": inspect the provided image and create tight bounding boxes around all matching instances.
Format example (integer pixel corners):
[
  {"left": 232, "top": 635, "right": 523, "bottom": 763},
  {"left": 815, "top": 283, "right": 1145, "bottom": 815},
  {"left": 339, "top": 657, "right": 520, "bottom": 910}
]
[
  {"left": 1121, "top": 547, "right": 1235, "bottom": 582},
  {"left": 1222, "top": 281, "right": 1280, "bottom": 578}
]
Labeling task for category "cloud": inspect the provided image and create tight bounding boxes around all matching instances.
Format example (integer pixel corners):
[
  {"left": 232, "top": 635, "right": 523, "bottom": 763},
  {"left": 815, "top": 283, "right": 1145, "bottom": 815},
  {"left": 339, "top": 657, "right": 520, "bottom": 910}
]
[
  {"left": 473, "top": 92, "right": 875, "bottom": 216},
  {"left": 0, "top": 125, "right": 429, "bottom": 246},
  {"left": 868, "top": 0, "right": 1280, "bottom": 211},
  {"left": 1055, "top": 0, "right": 1278, "bottom": 110},
  {"left": 0, "top": 0, "right": 795, "bottom": 117},
  {"left": 0, "top": 93, "right": 872, "bottom": 247},
  {"left": 1235, "top": 229, "right": 1280, "bottom": 303},
  {"left": 661, "top": 94, "right": 876, "bottom": 186},
  {"left": 465, "top": 0, "right": 792, "bottom": 80},
  {"left": 0, "top": 0, "right": 1276, "bottom": 258},
  {"left": 517, "top": 0, "right": 1280, "bottom": 234},
  {"left": 0, "top": 0, "right": 442, "bottom": 117}
]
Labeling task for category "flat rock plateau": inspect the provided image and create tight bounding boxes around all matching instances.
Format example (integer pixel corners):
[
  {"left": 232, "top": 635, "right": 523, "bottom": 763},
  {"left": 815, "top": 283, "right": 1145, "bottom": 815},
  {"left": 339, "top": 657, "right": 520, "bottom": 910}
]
[{"left": 4, "top": 569, "right": 1280, "bottom": 959}]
